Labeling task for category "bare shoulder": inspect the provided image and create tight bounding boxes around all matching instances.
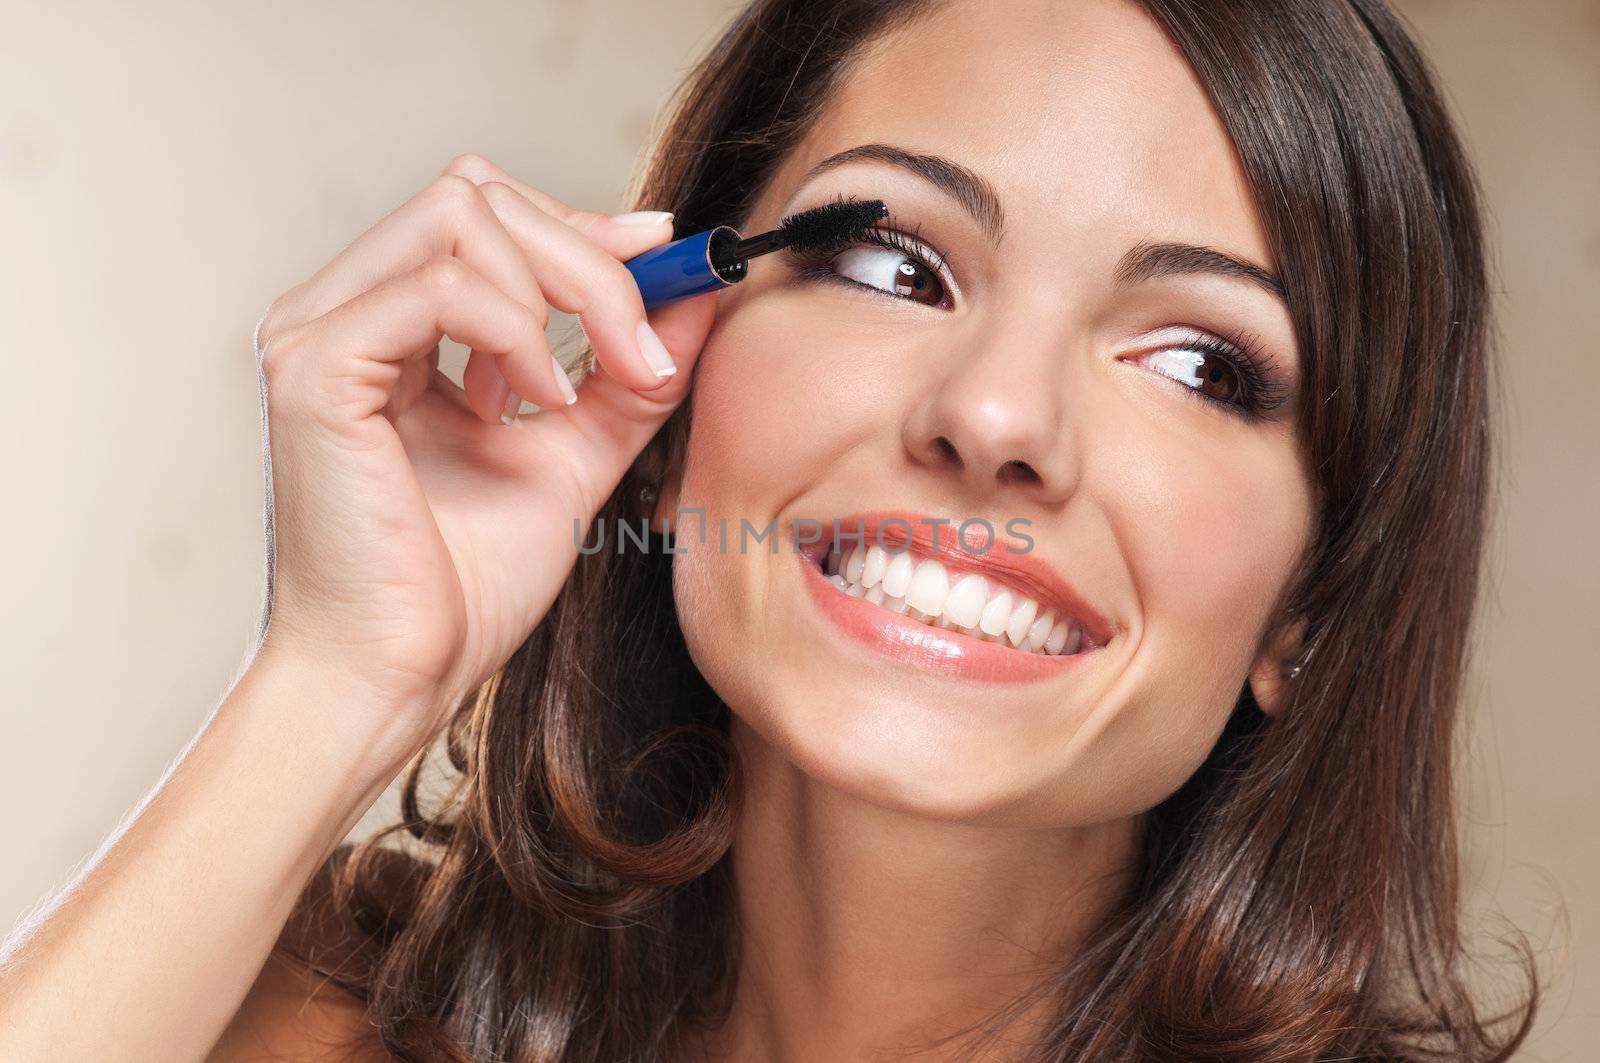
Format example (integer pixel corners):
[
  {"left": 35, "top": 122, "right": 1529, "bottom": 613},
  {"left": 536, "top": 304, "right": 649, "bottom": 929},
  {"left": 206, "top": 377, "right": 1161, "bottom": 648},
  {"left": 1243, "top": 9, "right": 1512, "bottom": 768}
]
[{"left": 209, "top": 847, "right": 426, "bottom": 1062}]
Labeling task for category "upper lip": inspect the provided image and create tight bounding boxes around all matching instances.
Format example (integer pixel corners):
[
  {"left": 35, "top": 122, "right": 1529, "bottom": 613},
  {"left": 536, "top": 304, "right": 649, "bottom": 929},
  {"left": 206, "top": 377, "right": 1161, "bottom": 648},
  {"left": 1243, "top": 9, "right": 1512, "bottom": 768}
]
[{"left": 799, "top": 510, "right": 1115, "bottom": 649}]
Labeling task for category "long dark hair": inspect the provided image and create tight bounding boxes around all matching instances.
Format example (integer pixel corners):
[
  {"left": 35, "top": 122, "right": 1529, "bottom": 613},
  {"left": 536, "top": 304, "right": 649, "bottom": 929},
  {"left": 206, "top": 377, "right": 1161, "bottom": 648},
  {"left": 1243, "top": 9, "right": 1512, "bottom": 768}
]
[{"left": 282, "top": 1, "right": 1546, "bottom": 1058}]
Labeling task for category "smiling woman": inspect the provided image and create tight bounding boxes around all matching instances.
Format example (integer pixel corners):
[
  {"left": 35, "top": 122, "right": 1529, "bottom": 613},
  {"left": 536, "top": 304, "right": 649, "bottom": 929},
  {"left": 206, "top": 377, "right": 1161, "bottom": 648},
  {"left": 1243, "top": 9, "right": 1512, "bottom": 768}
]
[
  {"left": 265, "top": 1, "right": 1539, "bottom": 1060},
  {"left": 0, "top": 0, "right": 1548, "bottom": 1061}
]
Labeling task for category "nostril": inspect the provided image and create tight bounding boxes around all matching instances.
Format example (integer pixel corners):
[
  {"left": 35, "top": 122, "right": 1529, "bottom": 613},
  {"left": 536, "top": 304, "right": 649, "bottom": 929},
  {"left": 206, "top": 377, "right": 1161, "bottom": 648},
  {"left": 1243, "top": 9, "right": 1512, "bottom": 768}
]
[
  {"left": 932, "top": 436, "right": 961, "bottom": 467},
  {"left": 998, "top": 459, "right": 1040, "bottom": 486}
]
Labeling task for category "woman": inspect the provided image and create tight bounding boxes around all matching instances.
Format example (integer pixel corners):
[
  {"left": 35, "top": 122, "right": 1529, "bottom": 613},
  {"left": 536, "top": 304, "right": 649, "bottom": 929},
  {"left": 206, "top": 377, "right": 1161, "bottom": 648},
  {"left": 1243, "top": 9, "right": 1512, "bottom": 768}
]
[{"left": 0, "top": 0, "right": 1543, "bottom": 1059}]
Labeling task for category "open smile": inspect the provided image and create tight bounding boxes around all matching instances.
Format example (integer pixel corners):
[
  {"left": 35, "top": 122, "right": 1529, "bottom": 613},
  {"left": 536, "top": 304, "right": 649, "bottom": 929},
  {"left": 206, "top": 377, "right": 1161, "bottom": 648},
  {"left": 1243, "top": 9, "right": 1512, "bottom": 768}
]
[
  {"left": 822, "top": 544, "right": 1099, "bottom": 656},
  {"left": 795, "top": 512, "right": 1113, "bottom": 683}
]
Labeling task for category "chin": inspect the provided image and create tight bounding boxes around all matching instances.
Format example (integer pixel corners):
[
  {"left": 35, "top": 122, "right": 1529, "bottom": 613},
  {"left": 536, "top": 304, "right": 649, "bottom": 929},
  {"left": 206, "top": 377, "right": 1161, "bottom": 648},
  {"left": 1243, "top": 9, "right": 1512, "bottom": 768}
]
[
  {"left": 727, "top": 672, "right": 1065, "bottom": 824},
  {"left": 672, "top": 531, "right": 1111, "bottom": 825}
]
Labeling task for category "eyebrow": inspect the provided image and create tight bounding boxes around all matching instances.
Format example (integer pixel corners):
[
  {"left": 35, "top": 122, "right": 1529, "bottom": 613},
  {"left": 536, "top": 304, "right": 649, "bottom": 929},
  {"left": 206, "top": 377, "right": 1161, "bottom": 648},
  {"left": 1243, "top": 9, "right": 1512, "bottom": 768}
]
[
  {"left": 801, "top": 143, "right": 1286, "bottom": 302},
  {"left": 802, "top": 143, "right": 1006, "bottom": 242},
  {"left": 1115, "top": 241, "right": 1286, "bottom": 301}
]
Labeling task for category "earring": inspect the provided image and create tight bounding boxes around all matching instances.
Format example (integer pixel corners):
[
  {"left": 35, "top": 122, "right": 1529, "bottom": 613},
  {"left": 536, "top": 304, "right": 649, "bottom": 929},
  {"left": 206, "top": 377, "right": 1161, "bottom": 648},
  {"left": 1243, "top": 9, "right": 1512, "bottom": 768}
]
[
  {"left": 1285, "top": 663, "right": 1303, "bottom": 681},
  {"left": 637, "top": 480, "right": 658, "bottom": 516}
]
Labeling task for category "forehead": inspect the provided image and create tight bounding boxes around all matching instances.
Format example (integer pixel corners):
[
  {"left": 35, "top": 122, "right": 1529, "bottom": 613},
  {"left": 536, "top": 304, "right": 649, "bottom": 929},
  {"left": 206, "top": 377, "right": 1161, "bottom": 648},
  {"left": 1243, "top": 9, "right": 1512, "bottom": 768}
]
[{"left": 780, "top": 0, "right": 1271, "bottom": 270}]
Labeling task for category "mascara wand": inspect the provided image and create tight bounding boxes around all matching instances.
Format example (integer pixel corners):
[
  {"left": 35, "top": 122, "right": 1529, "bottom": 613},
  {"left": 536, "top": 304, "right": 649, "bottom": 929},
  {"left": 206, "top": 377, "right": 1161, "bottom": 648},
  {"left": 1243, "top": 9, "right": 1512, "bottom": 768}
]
[{"left": 624, "top": 198, "right": 888, "bottom": 309}]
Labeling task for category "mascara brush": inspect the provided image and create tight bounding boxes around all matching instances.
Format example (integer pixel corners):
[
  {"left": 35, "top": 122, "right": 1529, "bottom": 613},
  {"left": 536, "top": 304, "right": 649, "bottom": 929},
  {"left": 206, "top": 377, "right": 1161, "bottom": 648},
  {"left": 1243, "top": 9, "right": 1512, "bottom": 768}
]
[{"left": 624, "top": 198, "right": 888, "bottom": 309}]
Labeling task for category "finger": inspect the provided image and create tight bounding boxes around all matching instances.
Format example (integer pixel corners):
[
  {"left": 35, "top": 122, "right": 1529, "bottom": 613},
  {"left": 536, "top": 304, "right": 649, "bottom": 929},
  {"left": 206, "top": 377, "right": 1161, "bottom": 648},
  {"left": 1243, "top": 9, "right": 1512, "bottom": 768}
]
[
  {"left": 383, "top": 342, "right": 441, "bottom": 421},
  {"left": 477, "top": 181, "right": 678, "bottom": 393},
  {"left": 263, "top": 173, "right": 570, "bottom": 417},
  {"left": 462, "top": 345, "right": 574, "bottom": 423},
  {"left": 426, "top": 364, "right": 475, "bottom": 416},
  {"left": 443, "top": 153, "right": 676, "bottom": 261},
  {"left": 262, "top": 173, "right": 543, "bottom": 334},
  {"left": 268, "top": 173, "right": 537, "bottom": 323},
  {"left": 267, "top": 255, "right": 572, "bottom": 425},
  {"left": 532, "top": 290, "right": 719, "bottom": 506}
]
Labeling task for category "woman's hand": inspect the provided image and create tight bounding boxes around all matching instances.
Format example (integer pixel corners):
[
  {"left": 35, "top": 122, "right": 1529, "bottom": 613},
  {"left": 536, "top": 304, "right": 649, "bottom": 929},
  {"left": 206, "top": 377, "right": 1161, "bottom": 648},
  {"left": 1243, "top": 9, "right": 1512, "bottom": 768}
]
[{"left": 251, "top": 153, "right": 714, "bottom": 761}]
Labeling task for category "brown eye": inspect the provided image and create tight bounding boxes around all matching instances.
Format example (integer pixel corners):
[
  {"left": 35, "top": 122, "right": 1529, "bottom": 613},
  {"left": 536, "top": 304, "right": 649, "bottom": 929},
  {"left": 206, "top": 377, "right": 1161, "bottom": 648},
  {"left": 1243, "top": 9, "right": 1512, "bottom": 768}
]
[
  {"left": 891, "top": 259, "right": 944, "bottom": 305},
  {"left": 1139, "top": 333, "right": 1291, "bottom": 422},
  {"left": 1191, "top": 350, "right": 1242, "bottom": 403},
  {"left": 1144, "top": 346, "right": 1246, "bottom": 408},
  {"left": 829, "top": 245, "right": 948, "bottom": 307}
]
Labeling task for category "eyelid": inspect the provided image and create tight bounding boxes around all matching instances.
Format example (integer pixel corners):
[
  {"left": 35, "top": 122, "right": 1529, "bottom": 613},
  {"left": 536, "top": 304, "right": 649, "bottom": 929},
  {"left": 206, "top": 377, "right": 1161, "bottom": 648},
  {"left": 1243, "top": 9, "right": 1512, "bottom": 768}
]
[
  {"left": 1131, "top": 325, "right": 1295, "bottom": 420},
  {"left": 841, "top": 217, "right": 962, "bottom": 305},
  {"left": 879, "top": 214, "right": 958, "bottom": 294}
]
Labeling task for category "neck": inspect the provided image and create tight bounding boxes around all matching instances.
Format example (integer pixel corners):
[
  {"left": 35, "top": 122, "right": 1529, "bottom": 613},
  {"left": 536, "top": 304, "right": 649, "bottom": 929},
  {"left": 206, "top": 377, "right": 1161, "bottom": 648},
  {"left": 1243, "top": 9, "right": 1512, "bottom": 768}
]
[{"left": 682, "top": 715, "right": 1140, "bottom": 1062}]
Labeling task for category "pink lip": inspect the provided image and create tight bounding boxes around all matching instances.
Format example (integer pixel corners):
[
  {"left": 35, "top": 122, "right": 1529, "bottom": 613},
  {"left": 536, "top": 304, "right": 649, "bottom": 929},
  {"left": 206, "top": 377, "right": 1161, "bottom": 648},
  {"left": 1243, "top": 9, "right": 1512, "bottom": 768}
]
[
  {"left": 794, "top": 511, "right": 1114, "bottom": 684},
  {"left": 801, "top": 510, "right": 1115, "bottom": 649}
]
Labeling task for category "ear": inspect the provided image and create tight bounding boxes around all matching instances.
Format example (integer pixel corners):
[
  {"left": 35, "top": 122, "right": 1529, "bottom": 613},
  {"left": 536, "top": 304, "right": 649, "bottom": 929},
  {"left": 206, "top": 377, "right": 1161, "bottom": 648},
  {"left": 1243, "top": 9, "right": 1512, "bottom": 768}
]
[{"left": 1248, "top": 613, "right": 1308, "bottom": 718}]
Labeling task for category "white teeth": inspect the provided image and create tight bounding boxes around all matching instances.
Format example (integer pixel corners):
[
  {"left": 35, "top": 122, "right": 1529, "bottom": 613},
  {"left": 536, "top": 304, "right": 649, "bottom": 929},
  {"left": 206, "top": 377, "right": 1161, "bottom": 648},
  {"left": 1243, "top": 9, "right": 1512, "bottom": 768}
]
[
  {"left": 818, "top": 548, "right": 1091, "bottom": 658},
  {"left": 1005, "top": 597, "right": 1038, "bottom": 647},
  {"left": 905, "top": 558, "right": 950, "bottom": 615},
  {"left": 883, "top": 550, "right": 916, "bottom": 599},
  {"left": 943, "top": 573, "right": 988, "bottom": 628},
  {"left": 844, "top": 547, "right": 866, "bottom": 584},
  {"left": 979, "top": 589, "right": 1013, "bottom": 637},
  {"left": 1043, "top": 618, "right": 1071, "bottom": 655},
  {"left": 1025, "top": 610, "right": 1056, "bottom": 653},
  {"left": 861, "top": 546, "right": 888, "bottom": 589}
]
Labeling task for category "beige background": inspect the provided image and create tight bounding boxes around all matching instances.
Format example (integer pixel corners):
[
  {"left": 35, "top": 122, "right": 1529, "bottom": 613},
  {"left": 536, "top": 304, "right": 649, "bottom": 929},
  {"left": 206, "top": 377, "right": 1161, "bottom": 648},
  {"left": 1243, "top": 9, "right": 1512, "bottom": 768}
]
[{"left": 1, "top": 1, "right": 1593, "bottom": 1056}]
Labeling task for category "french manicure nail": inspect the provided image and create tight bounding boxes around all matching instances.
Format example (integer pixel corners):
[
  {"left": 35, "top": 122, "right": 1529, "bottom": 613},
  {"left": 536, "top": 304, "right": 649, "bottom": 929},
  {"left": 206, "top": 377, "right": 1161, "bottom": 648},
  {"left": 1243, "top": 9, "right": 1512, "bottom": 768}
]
[
  {"left": 611, "top": 210, "right": 674, "bottom": 227},
  {"left": 501, "top": 389, "right": 523, "bottom": 426},
  {"left": 552, "top": 356, "right": 578, "bottom": 405},
  {"left": 636, "top": 319, "right": 677, "bottom": 378}
]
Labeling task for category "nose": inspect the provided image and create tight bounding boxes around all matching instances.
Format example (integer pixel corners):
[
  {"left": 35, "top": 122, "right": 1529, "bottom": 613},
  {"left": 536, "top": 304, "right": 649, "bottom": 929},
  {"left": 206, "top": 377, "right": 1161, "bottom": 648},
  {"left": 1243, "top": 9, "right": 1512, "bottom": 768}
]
[{"left": 902, "top": 325, "right": 1082, "bottom": 505}]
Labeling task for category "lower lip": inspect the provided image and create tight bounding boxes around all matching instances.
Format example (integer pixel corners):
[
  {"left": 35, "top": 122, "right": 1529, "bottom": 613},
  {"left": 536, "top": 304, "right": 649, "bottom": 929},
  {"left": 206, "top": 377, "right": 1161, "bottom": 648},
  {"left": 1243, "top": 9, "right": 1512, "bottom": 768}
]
[{"left": 798, "top": 551, "right": 1098, "bottom": 683}]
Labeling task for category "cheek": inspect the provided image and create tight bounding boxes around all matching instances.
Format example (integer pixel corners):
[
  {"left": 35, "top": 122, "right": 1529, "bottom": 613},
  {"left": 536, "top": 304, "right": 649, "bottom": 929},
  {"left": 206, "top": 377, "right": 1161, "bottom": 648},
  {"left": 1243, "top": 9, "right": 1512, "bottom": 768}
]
[
  {"left": 665, "top": 296, "right": 844, "bottom": 708},
  {"left": 1103, "top": 395, "right": 1308, "bottom": 643},
  {"left": 677, "top": 299, "right": 815, "bottom": 504},
  {"left": 677, "top": 287, "right": 915, "bottom": 510},
  {"left": 1076, "top": 425, "right": 1310, "bottom": 814},
  {"left": 1128, "top": 455, "right": 1292, "bottom": 651},
  {"left": 1132, "top": 445, "right": 1303, "bottom": 685}
]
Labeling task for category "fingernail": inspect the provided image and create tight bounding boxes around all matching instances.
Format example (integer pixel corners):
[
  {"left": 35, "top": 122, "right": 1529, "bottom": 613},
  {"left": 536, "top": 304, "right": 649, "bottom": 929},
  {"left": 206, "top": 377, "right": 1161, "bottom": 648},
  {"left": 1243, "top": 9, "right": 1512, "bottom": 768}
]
[
  {"left": 501, "top": 389, "right": 523, "bottom": 426},
  {"left": 635, "top": 319, "right": 677, "bottom": 378},
  {"left": 551, "top": 356, "right": 578, "bottom": 405},
  {"left": 611, "top": 210, "right": 674, "bottom": 227}
]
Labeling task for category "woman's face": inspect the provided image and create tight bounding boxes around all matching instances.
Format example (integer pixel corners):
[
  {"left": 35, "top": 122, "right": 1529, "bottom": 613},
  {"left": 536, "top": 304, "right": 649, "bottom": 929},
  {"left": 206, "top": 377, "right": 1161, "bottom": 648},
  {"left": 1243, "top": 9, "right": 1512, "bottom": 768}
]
[{"left": 664, "top": 0, "right": 1315, "bottom": 826}]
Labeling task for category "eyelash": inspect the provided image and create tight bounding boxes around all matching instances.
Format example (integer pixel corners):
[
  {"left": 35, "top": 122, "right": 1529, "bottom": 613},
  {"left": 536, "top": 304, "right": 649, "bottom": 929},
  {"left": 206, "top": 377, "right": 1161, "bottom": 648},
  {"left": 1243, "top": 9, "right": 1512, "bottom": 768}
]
[
  {"left": 785, "top": 216, "right": 1293, "bottom": 421},
  {"left": 785, "top": 213, "right": 954, "bottom": 307},
  {"left": 1162, "top": 330, "right": 1295, "bottom": 422}
]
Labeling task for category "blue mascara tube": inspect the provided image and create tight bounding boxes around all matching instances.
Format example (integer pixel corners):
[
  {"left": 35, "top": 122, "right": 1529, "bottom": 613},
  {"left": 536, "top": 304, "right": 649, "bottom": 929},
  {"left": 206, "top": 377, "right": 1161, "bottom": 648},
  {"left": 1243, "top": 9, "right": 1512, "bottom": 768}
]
[
  {"left": 624, "top": 226, "right": 748, "bottom": 309},
  {"left": 621, "top": 199, "right": 889, "bottom": 311}
]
